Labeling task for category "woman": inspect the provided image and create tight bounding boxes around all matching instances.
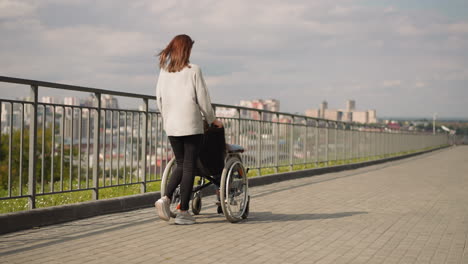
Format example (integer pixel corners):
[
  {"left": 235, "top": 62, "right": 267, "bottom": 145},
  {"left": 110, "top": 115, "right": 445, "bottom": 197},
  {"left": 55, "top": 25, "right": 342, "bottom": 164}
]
[{"left": 155, "top": 34, "right": 223, "bottom": 225}]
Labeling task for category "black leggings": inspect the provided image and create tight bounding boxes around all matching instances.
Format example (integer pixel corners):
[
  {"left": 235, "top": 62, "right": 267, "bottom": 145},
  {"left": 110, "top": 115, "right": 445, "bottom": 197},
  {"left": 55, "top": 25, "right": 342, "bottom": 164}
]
[{"left": 166, "top": 134, "right": 203, "bottom": 211}]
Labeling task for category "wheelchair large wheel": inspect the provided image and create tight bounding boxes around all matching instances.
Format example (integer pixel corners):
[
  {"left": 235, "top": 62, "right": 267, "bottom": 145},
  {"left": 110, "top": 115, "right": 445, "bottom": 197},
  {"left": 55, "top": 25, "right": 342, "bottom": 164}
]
[
  {"left": 220, "top": 156, "right": 249, "bottom": 223},
  {"left": 161, "top": 157, "right": 179, "bottom": 218}
]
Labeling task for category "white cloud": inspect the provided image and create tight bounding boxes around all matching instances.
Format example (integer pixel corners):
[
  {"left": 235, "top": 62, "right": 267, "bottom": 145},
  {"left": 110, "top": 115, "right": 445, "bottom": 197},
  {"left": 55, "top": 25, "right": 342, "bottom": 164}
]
[{"left": 0, "top": 0, "right": 35, "bottom": 18}]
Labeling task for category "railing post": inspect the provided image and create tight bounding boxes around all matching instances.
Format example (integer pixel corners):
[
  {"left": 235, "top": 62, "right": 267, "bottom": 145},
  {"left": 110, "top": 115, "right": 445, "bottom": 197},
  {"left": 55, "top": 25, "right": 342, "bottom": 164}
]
[
  {"left": 28, "top": 85, "right": 38, "bottom": 209},
  {"left": 141, "top": 98, "right": 148, "bottom": 193},
  {"left": 92, "top": 93, "right": 101, "bottom": 200}
]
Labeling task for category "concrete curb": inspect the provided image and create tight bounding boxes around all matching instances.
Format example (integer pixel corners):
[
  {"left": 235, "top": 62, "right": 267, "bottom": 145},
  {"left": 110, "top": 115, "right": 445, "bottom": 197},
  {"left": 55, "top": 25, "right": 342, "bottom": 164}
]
[
  {"left": 0, "top": 192, "right": 160, "bottom": 234},
  {"left": 0, "top": 146, "right": 449, "bottom": 234}
]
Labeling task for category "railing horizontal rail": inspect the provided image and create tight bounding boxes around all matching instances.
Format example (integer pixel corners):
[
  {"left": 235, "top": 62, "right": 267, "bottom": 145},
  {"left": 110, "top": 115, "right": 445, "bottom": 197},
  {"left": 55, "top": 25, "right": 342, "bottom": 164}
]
[{"left": 0, "top": 76, "right": 155, "bottom": 100}]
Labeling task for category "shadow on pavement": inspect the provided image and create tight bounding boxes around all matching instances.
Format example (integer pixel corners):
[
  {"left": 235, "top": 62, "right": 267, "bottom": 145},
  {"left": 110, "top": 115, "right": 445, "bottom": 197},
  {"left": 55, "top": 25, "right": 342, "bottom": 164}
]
[{"left": 197, "top": 211, "right": 367, "bottom": 224}]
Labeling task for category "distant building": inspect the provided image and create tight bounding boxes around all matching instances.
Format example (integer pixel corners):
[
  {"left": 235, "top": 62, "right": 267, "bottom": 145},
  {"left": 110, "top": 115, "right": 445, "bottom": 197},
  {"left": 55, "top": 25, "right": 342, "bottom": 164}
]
[
  {"left": 239, "top": 99, "right": 280, "bottom": 121},
  {"left": 352, "top": 111, "right": 369, "bottom": 123},
  {"left": 102, "top": 95, "right": 119, "bottom": 109},
  {"left": 305, "top": 99, "right": 377, "bottom": 124},
  {"left": 41, "top": 96, "right": 55, "bottom": 104},
  {"left": 64, "top": 97, "right": 80, "bottom": 106},
  {"left": 324, "top": 109, "right": 343, "bottom": 121},
  {"left": 215, "top": 107, "right": 237, "bottom": 118},
  {"left": 305, "top": 109, "right": 320, "bottom": 119}
]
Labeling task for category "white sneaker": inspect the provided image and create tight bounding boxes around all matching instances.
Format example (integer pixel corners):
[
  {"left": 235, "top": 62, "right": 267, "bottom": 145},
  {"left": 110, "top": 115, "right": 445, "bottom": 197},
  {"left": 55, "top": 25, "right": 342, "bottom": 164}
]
[
  {"left": 175, "top": 211, "right": 196, "bottom": 225},
  {"left": 155, "top": 197, "right": 171, "bottom": 221}
]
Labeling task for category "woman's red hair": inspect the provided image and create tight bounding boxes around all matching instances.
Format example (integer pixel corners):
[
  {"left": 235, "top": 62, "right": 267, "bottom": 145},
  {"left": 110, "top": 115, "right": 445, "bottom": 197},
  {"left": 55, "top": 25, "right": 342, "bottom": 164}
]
[{"left": 159, "top": 34, "right": 194, "bottom": 72}]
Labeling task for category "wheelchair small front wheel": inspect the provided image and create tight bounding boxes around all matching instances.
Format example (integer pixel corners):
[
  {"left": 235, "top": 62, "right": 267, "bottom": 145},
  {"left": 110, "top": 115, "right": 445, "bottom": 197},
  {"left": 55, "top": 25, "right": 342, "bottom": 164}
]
[
  {"left": 220, "top": 156, "right": 249, "bottom": 223},
  {"left": 191, "top": 192, "right": 202, "bottom": 215}
]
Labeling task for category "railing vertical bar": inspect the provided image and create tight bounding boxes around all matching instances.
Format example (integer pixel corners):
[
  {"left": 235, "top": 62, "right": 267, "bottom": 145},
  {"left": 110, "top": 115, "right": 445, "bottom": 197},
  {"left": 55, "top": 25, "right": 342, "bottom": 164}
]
[
  {"left": 124, "top": 112, "right": 128, "bottom": 183},
  {"left": 315, "top": 120, "right": 320, "bottom": 168},
  {"left": 289, "top": 117, "right": 294, "bottom": 171},
  {"left": 0, "top": 102, "right": 1, "bottom": 175},
  {"left": 256, "top": 113, "right": 261, "bottom": 175},
  {"left": 155, "top": 113, "right": 159, "bottom": 180},
  {"left": 86, "top": 109, "right": 90, "bottom": 189},
  {"left": 60, "top": 106, "right": 65, "bottom": 191},
  {"left": 41, "top": 105, "right": 46, "bottom": 194},
  {"left": 78, "top": 109, "right": 82, "bottom": 189},
  {"left": 92, "top": 93, "right": 101, "bottom": 200},
  {"left": 258, "top": 111, "right": 262, "bottom": 175},
  {"left": 334, "top": 122, "right": 338, "bottom": 164},
  {"left": 19, "top": 103, "right": 24, "bottom": 196},
  {"left": 110, "top": 110, "right": 114, "bottom": 186},
  {"left": 304, "top": 120, "right": 308, "bottom": 166},
  {"left": 51, "top": 106, "right": 55, "bottom": 192},
  {"left": 325, "top": 121, "right": 329, "bottom": 166},
  {"left": 274, "top": 113, "right": 279, "bottom": 173},
  {"left": 236, "top": 109, "right": 241, "bottom": 145},
  {"left": 130, "top": 113, "right": 134, "bottom": 184},
  {"left": 102, "top": 109, "right": 106, "bottom": 187},
  {"left": 149, "top": 113, "right": 154, "bottom": 181},
  {"left": 157, "top": 114, "right": 161, "bottom": 177},
  {"left": 28, "top": 85, "right": 38, "bottom": 208},
  {"left": 136, "top": 112, "right": 141, "bottom": 184},
  {"left": 8, "top": 103, "right": 13, "bottom": 197},
  {"left": 117, "top": 111, "right": 121, "bottom": 185},
  {"left": 141, "top": 98, "right": 148, "bottom": 193},
  {"left": 342, "top": 124, "right": 346, "bottom": 163},
  {"left": 70, "top": 107, "right": 74, "bottom": 191}
]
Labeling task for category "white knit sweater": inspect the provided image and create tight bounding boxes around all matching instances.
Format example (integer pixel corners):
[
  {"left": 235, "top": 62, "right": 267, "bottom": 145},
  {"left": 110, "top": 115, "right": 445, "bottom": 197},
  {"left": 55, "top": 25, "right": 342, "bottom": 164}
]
[{"left": 156, "top": 64, "right": 216, "bottom": 136}]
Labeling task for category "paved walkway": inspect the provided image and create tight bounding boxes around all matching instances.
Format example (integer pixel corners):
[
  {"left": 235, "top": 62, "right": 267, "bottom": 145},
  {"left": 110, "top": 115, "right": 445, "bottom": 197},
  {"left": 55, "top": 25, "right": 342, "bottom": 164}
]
[{"left": 1, "top": 146, "right": 468, "bottom": 264}]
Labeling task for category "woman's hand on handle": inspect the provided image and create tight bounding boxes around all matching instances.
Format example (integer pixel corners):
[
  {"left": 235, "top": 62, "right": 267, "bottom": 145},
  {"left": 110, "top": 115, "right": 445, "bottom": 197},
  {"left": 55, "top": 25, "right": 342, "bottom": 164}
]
[{"left": 212, "top": 119, "right": 223, "bottom": 128}]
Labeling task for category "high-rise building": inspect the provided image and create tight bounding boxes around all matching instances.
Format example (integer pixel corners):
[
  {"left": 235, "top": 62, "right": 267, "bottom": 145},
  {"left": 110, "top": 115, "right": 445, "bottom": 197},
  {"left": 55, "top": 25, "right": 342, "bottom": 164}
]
[
  {"left": 305, "top": 100, "right": 377, "bottom": 124},
  {"left": 320, "top": 101, "right": 328, "bottom": 119},
  {"left": 346, "top": 100, "right": 355, "bottom": 112}
]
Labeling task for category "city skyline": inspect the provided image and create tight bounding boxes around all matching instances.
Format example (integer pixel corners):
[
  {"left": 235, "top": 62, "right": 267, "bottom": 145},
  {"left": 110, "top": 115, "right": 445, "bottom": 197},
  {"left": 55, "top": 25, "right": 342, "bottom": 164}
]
[{"left": 1, "top": 0, "right": 467, "bottom": 119}]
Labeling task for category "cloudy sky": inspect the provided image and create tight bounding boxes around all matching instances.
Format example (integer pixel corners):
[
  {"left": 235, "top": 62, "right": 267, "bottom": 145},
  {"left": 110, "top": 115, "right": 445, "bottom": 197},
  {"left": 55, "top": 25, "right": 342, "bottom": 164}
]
[{"left": 1, "top": 0, "right": 467, "bottom": 118}]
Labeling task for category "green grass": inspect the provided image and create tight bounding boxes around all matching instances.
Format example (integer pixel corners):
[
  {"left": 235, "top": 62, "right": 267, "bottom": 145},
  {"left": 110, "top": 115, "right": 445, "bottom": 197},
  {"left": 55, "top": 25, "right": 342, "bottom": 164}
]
[
  {"left": 0, "top": 145, "right": 447, "bottom": 214},
  {"left": 0, "top": 179, "right": 163, "bottom": 214}
]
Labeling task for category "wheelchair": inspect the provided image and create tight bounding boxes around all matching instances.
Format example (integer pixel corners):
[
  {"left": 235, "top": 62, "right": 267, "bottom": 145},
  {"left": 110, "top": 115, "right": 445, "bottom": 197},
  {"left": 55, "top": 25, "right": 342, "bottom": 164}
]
[{"left": 160, "top": 143, "right": 250, "bottom": 223}]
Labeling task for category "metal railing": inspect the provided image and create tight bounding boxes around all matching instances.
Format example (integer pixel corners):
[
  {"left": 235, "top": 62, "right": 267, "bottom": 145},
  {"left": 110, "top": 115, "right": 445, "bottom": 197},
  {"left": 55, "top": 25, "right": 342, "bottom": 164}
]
[{"left": 0, "top": 76, "right": 450, "bottom": 210}]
